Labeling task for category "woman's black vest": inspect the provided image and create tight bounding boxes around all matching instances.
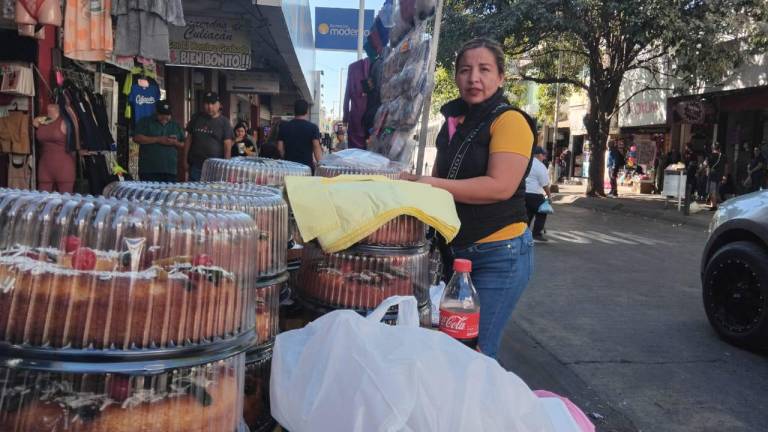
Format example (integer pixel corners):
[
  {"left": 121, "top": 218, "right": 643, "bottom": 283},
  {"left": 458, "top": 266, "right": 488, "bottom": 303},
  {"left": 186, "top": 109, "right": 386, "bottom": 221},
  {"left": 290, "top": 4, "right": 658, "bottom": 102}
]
[{"left": 435, "top": 89, "right": 536, "bottom": 247}]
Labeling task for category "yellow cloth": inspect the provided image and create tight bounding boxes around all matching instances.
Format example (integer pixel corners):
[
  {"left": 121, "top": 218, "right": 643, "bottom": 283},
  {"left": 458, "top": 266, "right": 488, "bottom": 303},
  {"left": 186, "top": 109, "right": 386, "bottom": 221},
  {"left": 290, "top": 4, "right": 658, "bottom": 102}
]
[
  {"left": 285, "top": 175, "right": 461, "bottom": 253},
  {"left": 477, "top": 110, "right": 534, "bottom": 243}
]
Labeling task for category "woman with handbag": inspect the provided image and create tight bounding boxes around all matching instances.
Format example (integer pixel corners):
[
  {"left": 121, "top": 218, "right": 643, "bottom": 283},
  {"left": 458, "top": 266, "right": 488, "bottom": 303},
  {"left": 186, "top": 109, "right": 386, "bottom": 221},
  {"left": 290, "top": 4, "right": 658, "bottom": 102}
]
[
  {"left": 525, "top": 146, "right": 553, "bottom": 241},
  {"left": 402, "top": 38, "right": 536, "bottom": 359}
]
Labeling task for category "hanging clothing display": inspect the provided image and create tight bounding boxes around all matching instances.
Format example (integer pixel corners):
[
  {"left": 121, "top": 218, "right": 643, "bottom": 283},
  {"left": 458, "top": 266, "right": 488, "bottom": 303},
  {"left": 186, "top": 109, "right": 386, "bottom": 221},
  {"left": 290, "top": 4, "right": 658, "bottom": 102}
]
[
  {"left": 343, "top": 58, "right": 370, "bottom": 150},
  {"left": 125, "top": 75, "right": 159, "bottom": 126},
  {"left": 112, "top": 0, "right": 186, "bottom": 62},
  {"left": 36, "top": 116, "right": 76, "bottom": 192},
  {"left": 0, "top": 63, "right": 35, "bottom": 96},
  {"left": 15, "top": 0, "right": 62, "bottom": 27},
  {"left": 0, "top": 110, "right": 30, "bottom": 154},
  {"left": 63, "top": 0, "right": 113, "bottom": 61},
  {"left": 7, "top": 154, "right": 31, "bottom": 189},
  {"left": 55, "top": 81, "right": 113, "bottom": 151}
]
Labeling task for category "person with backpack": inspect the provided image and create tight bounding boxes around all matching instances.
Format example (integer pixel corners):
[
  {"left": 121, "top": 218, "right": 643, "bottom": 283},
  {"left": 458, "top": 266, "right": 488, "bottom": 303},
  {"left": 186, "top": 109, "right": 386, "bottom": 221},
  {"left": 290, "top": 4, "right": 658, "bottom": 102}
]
[
  {"left": 607, "top": 142, "right": 625, "bottom": 197},
  {"left": 400, "top": 38, "right": 536, "bottom": 359}
]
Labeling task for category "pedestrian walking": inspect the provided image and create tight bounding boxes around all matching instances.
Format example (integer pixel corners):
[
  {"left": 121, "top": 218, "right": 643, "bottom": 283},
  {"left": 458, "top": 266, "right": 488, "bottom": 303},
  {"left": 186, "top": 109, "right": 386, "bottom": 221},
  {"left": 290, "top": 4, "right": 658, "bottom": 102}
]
[
  {"left": 133, "top": 100, "right": 184, "bottom": 182},
  {"left": 231, "top": 122, "right": 256, "bottom": 157},
  {"left": 184, "top": 92, "right": 233, "bottom": 181},
  {"left": 276, "top": 100, "right": 323, "bottom": 171},
  {"left": 401, "top": 38, "right": 536, "bottom": 359},
  {"left": 744, "top": 146, "right": 765, "bottom": 192},
  {"left": 607, "top": 142, "right": 625, "bottom": 197},
  {"left": 525, "top": 146, "right": 552, "bottom": 242},
  {"left": 705, "top": 143, "right": 728, "bottom": 210}
]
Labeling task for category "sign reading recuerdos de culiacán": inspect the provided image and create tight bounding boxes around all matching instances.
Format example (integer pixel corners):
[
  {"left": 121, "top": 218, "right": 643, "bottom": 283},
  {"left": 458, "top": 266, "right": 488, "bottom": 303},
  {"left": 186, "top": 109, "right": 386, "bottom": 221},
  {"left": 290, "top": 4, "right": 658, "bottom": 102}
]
[{"left": 169, "top": 17, "right": 252, "bottom": 70}]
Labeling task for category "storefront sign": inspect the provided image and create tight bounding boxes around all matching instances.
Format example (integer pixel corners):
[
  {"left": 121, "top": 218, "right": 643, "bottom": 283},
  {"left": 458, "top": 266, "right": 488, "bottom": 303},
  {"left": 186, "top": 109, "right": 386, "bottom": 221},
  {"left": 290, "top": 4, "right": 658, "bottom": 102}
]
[
  {"left": 675, "top": 101, "right": 714, "bottom": 124},
  {"left": 168, "top": 17, "right": 251, "bottom": 70},
  {"left": 315, "top": 7, "right": 374, "bottom": 51},
  {"left": 226, "top": 72, "right": 280, "bottom": 94}
]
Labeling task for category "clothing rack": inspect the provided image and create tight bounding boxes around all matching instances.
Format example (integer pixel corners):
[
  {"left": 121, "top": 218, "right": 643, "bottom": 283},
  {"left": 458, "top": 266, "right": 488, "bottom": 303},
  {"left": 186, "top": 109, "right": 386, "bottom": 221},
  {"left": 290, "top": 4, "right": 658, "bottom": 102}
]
[
  {"left": 57, "top": 67, "right": 95, "bottom": 91},
  {"left": 0, "top": 62, "right": 36, "bottom": 190}
]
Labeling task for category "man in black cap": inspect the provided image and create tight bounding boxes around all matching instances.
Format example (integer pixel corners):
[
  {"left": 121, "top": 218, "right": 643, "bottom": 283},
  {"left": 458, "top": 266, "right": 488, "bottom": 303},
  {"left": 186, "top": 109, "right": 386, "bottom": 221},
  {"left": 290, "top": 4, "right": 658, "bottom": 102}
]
[
  {"left": 134, "top": 100, "right": 185, "bottom": 182},
  {"left": 184, "top": 91, "right": 234, "bottom": 181}
]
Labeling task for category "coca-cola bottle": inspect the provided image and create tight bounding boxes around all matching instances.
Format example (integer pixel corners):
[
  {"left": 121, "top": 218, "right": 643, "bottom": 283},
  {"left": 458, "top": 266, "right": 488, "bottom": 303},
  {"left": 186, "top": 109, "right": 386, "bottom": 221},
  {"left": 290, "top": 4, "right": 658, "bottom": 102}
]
[{"left": 439, "top": 259, "right": 480, "bottom": 349}]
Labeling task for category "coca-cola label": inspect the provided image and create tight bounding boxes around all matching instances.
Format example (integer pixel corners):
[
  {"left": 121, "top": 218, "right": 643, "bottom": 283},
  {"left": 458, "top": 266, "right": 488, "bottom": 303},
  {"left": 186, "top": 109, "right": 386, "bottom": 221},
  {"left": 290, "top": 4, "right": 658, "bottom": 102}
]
[{"left": 439, "top": 308, "right": 479, "bottom": 339}]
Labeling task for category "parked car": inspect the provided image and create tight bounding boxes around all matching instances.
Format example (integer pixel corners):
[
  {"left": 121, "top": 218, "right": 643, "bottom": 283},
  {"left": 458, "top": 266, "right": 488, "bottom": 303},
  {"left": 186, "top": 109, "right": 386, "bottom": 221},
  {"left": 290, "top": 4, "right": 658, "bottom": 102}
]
[{"left": 701, "top": 191, "right": 768, "bottom": 351}]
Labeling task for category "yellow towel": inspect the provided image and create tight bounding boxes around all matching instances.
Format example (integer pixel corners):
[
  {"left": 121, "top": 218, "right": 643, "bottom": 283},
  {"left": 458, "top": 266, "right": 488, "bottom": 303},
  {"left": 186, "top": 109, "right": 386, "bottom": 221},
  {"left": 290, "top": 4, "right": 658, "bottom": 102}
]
[{"left": 285, "top": 175, "right": 460, "bottom": 253}]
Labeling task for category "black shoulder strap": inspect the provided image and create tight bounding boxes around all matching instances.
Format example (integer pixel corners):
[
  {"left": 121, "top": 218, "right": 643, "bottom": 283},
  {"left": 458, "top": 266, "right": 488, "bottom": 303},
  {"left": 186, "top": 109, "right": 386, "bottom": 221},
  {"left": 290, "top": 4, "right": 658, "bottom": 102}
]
[{"left": 446, "top": 103, "right": 510, "bottom": 179}]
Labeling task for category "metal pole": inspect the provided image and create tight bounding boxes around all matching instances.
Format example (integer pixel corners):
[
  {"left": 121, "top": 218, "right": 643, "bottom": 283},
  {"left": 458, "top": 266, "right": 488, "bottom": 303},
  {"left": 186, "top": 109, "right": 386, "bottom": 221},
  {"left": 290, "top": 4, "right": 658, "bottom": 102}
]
[
  {"left": 357, "top": 0, "right": 365, "bottom": 60},
  {"left": 415, "top": 0, "right": 444, "bottom": 175},
  {"left": 339, "top": 68, "right": 344, "bottom": 124},
  {"left": 551, "top": 51, "right": 563, "bottom": 183}
]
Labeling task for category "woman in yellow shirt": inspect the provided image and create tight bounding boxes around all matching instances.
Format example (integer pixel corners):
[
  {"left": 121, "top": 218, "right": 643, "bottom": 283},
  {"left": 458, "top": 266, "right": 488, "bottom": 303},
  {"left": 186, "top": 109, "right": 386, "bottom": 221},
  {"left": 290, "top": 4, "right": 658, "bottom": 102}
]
[{"left": 403, "top": 38, "right": 535, "bottom": 358}]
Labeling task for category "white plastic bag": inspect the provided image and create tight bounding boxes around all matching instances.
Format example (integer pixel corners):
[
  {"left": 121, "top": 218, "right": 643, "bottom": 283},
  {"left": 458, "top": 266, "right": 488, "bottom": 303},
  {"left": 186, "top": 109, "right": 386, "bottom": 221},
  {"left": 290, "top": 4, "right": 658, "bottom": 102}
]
[{"left": 271, "top": 296, "right": 555, "bottom": 432}]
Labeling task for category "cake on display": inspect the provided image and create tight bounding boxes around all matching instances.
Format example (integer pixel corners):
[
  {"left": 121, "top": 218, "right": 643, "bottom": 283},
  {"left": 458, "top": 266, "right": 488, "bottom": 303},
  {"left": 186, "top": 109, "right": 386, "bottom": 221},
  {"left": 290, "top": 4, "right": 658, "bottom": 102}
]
[
  {"left": 0, "top": 190, "right": 257, "bottom": 432},
  {"left": 314, "top": 151, "right": 427, "bottom": 248},
  {"left": 0, "top": 355, "right": 244, "bottom": 432},
  {"left": 299, "top": 243, "right": 429, "bottom": 310},
  {"left": 106, "top": 182, "right": 289, "bottom": 281},
  {"left": 242, "top": 348, "right": 273, "bottom": 432},
  {"left": 0, "top": 192, "right": 257, "bottom": 350}
]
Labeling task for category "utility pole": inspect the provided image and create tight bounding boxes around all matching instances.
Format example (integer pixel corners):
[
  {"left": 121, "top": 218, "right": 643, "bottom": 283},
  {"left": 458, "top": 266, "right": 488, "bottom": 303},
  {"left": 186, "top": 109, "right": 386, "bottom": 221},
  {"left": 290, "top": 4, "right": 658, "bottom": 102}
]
[
  {"left": 357, "top": 0, "right": 365, "bottom": 60},
  {"left": 415, "top": 0, "right": 444, "bottom": 175}
]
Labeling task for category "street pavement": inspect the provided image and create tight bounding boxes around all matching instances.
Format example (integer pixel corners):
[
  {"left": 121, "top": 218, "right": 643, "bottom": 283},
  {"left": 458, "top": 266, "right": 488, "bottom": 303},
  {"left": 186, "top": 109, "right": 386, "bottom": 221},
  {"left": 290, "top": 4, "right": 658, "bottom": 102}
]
[{"left": 498, "top": 202, "right": 768, "bottom": 432}]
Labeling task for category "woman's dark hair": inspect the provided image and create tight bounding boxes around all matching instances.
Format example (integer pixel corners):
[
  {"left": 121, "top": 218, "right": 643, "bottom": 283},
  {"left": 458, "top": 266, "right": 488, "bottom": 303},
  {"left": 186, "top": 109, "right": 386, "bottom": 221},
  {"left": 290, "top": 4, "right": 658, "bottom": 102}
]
[
  {"left": 454, "top": 38, "right": 505, "bottom": 75},
  {"left": 234, "top": 122, "right": 248, "bottom": 132}
]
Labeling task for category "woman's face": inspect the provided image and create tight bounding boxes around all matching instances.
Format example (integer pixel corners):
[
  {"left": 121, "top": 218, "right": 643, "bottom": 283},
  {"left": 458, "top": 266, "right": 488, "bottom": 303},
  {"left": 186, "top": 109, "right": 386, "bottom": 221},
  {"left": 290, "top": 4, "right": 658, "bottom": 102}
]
[
  {"left": 235, "top": 127, "right": 246, "bottom": 139},
  {"left": 455, "top": 47, "right": 504, "bottom": 105}
]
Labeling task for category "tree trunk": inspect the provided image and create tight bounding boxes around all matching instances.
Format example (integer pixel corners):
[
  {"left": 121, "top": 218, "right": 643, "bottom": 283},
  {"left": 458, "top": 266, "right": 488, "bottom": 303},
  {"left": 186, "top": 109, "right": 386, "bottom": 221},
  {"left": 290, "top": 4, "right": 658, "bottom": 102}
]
[{"left": 585, "top": 102, "right": 611, "bottom": 197}]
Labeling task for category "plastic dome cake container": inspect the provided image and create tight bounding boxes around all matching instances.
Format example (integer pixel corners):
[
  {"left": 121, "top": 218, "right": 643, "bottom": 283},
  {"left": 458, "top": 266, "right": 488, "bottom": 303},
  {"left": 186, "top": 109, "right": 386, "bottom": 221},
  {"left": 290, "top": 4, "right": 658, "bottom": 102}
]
[
  {"left": 200, "top": 157, "right": 310, "bottom": 188},
  {"left": 0, "top": 191, "right": 260, "bottom": 352},
  {"left": 298, "top": 243, "right": 429, "bottom": 310},
  {"left": 105, "top": 182, "right": 289, "bottom": 281}
]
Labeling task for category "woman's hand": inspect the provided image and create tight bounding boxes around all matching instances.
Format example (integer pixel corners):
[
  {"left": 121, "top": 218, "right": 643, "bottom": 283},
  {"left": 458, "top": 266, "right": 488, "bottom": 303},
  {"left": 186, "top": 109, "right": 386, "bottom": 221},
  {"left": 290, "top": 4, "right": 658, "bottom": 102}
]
[{"left": 400, "top": 172, "right": 421, "bottom": 182}]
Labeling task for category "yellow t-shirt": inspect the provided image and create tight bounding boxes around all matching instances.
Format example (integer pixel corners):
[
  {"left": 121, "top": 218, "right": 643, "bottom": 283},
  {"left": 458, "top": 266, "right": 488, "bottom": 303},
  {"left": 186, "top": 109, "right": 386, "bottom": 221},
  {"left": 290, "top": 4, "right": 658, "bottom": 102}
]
[{"left": 476, "top": 110, "right": 534, "bottom": 243}]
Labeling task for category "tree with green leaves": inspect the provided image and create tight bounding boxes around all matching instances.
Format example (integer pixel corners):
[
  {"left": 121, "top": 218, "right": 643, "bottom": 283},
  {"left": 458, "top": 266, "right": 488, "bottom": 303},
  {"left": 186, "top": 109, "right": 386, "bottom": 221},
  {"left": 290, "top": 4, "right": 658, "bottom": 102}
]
[{"left": 439, "top": 0, "right": 767, "bottom": 196}]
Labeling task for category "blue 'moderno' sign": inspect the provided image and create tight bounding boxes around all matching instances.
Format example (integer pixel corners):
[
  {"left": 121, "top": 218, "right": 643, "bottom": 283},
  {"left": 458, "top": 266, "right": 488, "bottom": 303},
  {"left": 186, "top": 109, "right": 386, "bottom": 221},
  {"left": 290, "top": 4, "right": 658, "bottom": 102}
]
[{"left": 315, "top": 7, "right": 375, "bottom": 51}]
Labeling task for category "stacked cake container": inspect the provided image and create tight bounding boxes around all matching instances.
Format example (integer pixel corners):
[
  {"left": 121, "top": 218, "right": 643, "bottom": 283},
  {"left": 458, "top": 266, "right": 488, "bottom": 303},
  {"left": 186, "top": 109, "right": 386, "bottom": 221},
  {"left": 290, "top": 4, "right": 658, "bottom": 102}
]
[
  {"left": 106, "top": 181, "right": 288, "bottom": 432},
  {"left": 298, "top": 152, "right": 431, "bottom": 325},
  {"left": 0, "top": 190, "right": 259, "bottom": 432},
  {"left": 200, "top": 158, "right": 311, "bottom": 319}
]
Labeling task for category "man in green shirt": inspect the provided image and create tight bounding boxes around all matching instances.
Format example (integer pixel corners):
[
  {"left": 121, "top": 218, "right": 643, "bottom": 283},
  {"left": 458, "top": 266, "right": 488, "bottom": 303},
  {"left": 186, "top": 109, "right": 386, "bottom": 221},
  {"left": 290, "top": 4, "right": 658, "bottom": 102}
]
[{"left": 134, "top": 100, "right": 185, "bottom": 182}]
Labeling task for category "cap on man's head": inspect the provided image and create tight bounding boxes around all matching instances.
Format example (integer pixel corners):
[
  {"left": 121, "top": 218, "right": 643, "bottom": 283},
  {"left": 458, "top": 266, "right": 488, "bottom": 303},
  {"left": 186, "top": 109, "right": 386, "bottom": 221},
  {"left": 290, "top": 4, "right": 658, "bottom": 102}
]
[
  {"left": 533, "top": 146, "right": 547, "bottom": 156},
  {"left": 156, "top": 100, "right": 172, "bottom": 115},
  {"left": 203, "top": 92, "right": 220, "bottom": 104}
]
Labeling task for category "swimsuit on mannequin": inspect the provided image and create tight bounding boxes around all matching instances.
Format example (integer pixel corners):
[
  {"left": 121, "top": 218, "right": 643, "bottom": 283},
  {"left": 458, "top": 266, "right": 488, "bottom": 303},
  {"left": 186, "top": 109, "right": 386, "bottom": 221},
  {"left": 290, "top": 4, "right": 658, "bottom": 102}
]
[
  {"left": 35, "top": 104, "right": 75, "bottom": 193},
  {"left": 15, "top": 0, "right": 61, "bottom": 26}
]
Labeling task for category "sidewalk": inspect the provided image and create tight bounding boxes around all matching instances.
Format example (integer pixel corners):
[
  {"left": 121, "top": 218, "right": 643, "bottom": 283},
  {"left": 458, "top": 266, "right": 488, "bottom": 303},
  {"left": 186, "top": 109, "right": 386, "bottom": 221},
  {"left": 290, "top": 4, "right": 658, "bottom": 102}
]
[{"left": 551, "top": 183, "right": 714, "bottom": 229}]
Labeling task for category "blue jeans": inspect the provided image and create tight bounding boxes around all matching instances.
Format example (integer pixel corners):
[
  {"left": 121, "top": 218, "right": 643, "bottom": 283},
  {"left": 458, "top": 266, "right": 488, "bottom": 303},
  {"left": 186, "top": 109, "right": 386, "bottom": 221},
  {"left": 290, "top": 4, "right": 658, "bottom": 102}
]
[
  {"left": 188, "top": 165, "right": 203, "bottom": 181},
  {"left": 450, "top": 230, "right": 534, "bottom": 358}
]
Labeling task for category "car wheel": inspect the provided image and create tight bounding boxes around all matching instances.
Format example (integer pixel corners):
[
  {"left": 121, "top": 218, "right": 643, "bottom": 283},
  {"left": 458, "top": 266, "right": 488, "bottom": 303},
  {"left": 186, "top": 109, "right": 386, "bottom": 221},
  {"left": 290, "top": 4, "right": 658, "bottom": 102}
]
[{"left": 703, "top": 241, "right": 768, "bottom": 351}]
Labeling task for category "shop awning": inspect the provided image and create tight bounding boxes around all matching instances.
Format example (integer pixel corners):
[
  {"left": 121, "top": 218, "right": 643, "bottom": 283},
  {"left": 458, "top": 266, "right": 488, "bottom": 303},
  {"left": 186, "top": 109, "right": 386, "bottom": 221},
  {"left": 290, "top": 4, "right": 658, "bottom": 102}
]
[{"left": 255, "top": 0, "right": 315, "bottom": 101}]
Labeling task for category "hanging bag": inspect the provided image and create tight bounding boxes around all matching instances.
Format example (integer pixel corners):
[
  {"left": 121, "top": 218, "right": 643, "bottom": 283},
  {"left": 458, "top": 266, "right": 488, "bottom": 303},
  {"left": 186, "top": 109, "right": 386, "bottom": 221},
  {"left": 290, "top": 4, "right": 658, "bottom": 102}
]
[{"left": 538, "top": 199, "right": 555, "bottom": 214}]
